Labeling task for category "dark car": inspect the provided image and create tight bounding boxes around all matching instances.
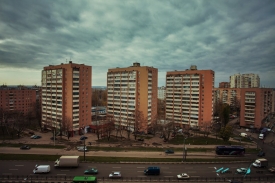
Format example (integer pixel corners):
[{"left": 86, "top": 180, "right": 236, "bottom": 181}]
[
  {"left": 20, "top": 145, "right": 31, "bottom": 150},
  {"left": 84, "top": 168, "right": 98, "bottom": 174},
  {"left": 137, "top": 138, "right": 144, "bottom": 141},
  {"left": 258, "top": 151, "right": 265, "bottom": 157},
  {"left": 165, "top": 149, "right": 174, "bottom": 154},
  {"left": 80, "top": 136, "right": 88, "bottom": 140},
  {"left": 31, "top": 135, "right": 41, "bottom": 139},
  {"left": 50, "top": 136, "right": 57, "bottom": 140}
]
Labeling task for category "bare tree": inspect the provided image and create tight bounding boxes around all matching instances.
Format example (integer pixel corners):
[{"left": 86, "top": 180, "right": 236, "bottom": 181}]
[
  {"left": 62, "top": 117, "right": 73, "bottom": 140},
  {"left": 0, "top": 108, "right": 12, "bottom": 140},
  {"left": 12, "top": 111, "right": 28, "bottom": 139},
  {"left": 103, "top": 115, "right": 115, "bottom": 141}
]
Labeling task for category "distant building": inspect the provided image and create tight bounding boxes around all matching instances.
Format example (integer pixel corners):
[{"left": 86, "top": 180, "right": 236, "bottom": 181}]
[
  {"left": 158, "top": 86, "right": 166, "bottom": 100},
  {"left": 219, "top": 82, "right": 230, "bottom": 88},
  {"left": 165, "top": 65, "right": 215, "bottom": 128},
  {"left": 107, "top": 62, "right": 158, "bottom": 132},
  {"left": 0, "top": 85, "right": 36, "bottom": 116},
  {"left": 213, "top": 88, "right": 241, "bottom": 106},
  {"left": 41, "top": 61, "right": 92, "bottom": 136},
  {"left": 230, "top": 73, "right": 260, "bottom": 88}
]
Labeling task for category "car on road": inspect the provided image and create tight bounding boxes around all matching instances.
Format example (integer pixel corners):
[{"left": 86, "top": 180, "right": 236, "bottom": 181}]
[
  {"left": 31, "top": 135, "right": 41, "bottom": 139},
  {"left": 77, "top": 147, "right": 88, "bottom": 152},
  {"left": 84, "top": 168, "right": 98, "bottom": 174},
  {"left": 269, "top": 167, "right": 275, "bottom": 173},
  {"left": 177, "top": 173, "right": 190, "bottom": 180},
  {"left": 20, "top": 145, "right": 31, "bottom": 150},
  {"left": 257, "top": 151, "right": 265, "bottom": 157},
  {"left": 80, "top": 136, "right": 88, "bottom": 140},
  {"left": 236, "top": 168, "right": 250, "bottom": 174},
  {"left": 165, "top": 149, "right": 174, "bottom": 154},
  {"left": 109, "top": 171, "right": 121, "bottom": 178}
]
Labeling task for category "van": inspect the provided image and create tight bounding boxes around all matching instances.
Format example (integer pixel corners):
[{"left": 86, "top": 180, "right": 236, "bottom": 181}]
[
  {"left": 144, "top": 167, "right": 160, "bottom": 175},
  {"left": 33, "top": 165, "right": 50, "bottom": 174},
  {"left": 259, "top": 133, "right": 264, "bottom": 140},
  {"left": 239, "top": 133, "right": 247, "bottom": 137}
]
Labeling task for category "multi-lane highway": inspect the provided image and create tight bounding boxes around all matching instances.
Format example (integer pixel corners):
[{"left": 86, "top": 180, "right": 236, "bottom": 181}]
[{"left": 0, "top": 160, "right": 274, "bottom": 181}]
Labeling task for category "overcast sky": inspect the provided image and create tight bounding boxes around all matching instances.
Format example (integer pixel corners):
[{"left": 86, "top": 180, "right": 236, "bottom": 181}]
[{"left": 0, "top": 0, "right": 274, "bottom": 88}]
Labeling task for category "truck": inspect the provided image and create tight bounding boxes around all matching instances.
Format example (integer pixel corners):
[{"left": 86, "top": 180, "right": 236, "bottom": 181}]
[
  {"left": 54, "top": 156, "right": 79, "bottom": 168},
  {"left": 252, "top": 158, "right": 268, "bottom": 168},
  {"left": 144, "top": 166, "right": 160, "bottom": 175}
]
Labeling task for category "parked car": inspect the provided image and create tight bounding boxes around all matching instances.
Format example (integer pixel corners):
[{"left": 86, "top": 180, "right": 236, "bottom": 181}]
[
  {"left": 80, "top": 136, "right": 88, "bottom": 140},
  {"left": 84, "top": 168, "right": 98, "bottom": 174},
  {"left": 109, "top": 171, "right": 121, "bottom": 178},
  {"left": 50, "top": 136, "right": 57, "bottom": 140},
  {"left": 268, "top": 167, "right": 275, "bottom": 173},
  {"left": 137, "top": 138, "right": 144, "bottom": 141},
  {"left": 165, "top": 149, "right": 174, "bottom": 154},
  {"left": 177, "top": 173, "right": 190, "bottom": 180},
  {"left": 20, "top": 145, "right": 31, "bottom": 150},
  {"left": 30, "top": 135, "right": 36, "bottom": 139},
  {"left": 236, "top": 168, "right": 250, "bottom": 174}
]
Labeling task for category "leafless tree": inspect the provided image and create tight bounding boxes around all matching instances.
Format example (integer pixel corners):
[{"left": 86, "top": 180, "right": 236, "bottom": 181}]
[
  {"left": 62, "top": 117, "right": 73, "bottom": 140},
  {"left": 12, "top": 111, "right": 28, "bottom": 139},
  {"left": 102, "top": 115, "right": 115, "bottom": 141},
  {"left": 0, "top": 108, "right": 12, "bottom": 140}
]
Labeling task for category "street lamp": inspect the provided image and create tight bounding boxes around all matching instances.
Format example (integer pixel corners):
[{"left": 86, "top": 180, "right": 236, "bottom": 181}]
[
  {"left": 83, "top": 138, "right": 86, "bottom": 161},
  {"left": 183, "top": 137, "right": 188, "bottom": 161}
]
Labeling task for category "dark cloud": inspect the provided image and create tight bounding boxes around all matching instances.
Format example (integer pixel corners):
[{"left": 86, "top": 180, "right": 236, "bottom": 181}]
[{"left": 0, "top": 0, "right": 274, "bottom": 87}]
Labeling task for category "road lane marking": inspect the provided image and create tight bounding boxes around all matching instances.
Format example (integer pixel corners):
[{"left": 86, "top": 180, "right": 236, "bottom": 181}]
[
  {"left": 208, "top": 167, "right": 215, "bottom": 168},
  {"left": 112, "top": 167, "right": 121, "bottom": 168},
  {"left": 9, "top": 169, "right": 18, "bottom": 170},
  {"left": 137, "top": 171, "right": 144, "bottom": 172},
  {"left": 137, "top": 167, "right": 145, "bottom": 168},
  {"left": 137, "top": 176, "right": 146, "bottom": 177},
  {"left": 15, "top": 165, "right": 24, "bottom": 166},
  {"left": 162, "top": 167, "right": 170, "bottom": 169},
  {"left": 191, "top": 176, "right": 200, "bottom": 177}
]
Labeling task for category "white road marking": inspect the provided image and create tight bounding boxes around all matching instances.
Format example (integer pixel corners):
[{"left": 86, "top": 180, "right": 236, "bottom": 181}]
[
  {"left": 15, "top": 165, "right": 24, "bottom": 166},
  {"left": 137, "top": 171, "right": 144, "bottom": 172},
  {"left": 208, "top": 167, "right": 215, "bottom": 168},
  {"left": 9, "top": 169, "right": 18, "bottom": 170}
]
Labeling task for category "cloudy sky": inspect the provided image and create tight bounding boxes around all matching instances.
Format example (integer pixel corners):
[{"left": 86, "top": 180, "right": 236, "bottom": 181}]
[{"left": 0, "top": 0, "right": 274, "bottom": 87}]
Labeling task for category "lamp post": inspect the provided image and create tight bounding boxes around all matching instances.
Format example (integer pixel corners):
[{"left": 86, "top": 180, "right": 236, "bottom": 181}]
[
  {"left": 83, "top": 138, "right": 86, "bottom": 161},
  {"left": 183, "top": 137, "right": 188, "bottom": 161}
]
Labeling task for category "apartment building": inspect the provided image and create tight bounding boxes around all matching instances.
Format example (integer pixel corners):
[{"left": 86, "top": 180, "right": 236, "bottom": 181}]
[
  {"left": 0, "top": 85, "right": 36, "bottom": 116},
  {"left": 230, "top": 73, "right": 260, "bottom": 88},
  {"left": 240, "top": 88, "right": 273, "bottom": 129},
  {"left": 107, "top": 62, "right": 158, "bottom": 132},
  {"left": 41, "top": 61, "right": 92, "bottom": 136},
  {"left": 165, "top": 65, "right": 214, "bottom": 128},
  {"left": 213, "top": 88, "right": 241, "bottom": 106},
  {"left": 158, "top": 86, "right": 166, "bottom": 100},
  {"left": 219, "top": 82, "right": 230, "bottom": 88}
]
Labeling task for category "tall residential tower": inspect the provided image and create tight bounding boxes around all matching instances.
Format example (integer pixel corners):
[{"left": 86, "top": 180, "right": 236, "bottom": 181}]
[
  {"left": 107, "top": 62, "right": 158, "bottom": 132},
  {"left": 165, "top": 65, "right": 215, "bottom": 128},
  {"left": 41, "top": 61, "right": 92, "bottom": 136}
]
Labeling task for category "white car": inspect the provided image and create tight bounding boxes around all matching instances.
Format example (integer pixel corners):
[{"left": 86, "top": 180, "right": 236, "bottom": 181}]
[
  {"left": 109, "top": 171, "right": 122, "bottom": 178},
  {"left": 177, "top": 173, "right": 190, "bottom": 180},
  {"left": 77, "top": 147, "right": 88, "bottom": 152}
]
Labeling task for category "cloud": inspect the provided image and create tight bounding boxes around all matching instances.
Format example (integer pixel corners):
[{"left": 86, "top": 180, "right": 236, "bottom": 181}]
[{"left": 0, "top": 0, "right": 274, "bottom": 87}]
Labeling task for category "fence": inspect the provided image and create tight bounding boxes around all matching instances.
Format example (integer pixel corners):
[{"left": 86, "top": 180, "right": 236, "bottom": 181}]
[{"left": 0, "top": 175, "right": 275, "bottom": 182}]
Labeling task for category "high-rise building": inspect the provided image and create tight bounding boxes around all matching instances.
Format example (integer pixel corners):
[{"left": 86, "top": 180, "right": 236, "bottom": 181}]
[
  {"left": 0, "top": 85, "right": 36, "bottom": 116},
  {"left": 165, "top": 65, "right": 214, "bottom": 128},
  {"left": 239, "top": 88, "right": 273, "bottom": 128},
  {"left": 158, "top": 86, "right": 166, "bottom": 100},
  {"left": 41, "top": 61, "right": 92, "bottom": 136},
  {"left": 107, "top": 62, "right": 158, "bottom": 132},
  {"left": 230, "top": 73, "right": 260, "bottom": 88}
]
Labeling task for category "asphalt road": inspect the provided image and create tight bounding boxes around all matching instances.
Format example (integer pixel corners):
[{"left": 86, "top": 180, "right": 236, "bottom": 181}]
[{"left": 0, "top": 160, "right": 274, "bottom": 180}]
